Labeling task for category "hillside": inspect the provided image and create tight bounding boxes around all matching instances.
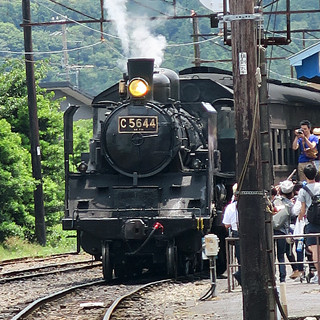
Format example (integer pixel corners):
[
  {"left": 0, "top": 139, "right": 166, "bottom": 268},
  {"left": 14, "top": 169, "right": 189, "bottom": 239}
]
[{"left": 0, "top": 0, "right": 319, "bottom": 96}]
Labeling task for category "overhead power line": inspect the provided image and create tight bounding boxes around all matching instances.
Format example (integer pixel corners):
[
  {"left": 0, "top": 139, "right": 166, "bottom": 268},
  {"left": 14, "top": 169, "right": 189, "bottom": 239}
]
[
  {"left": 46, "top": 0, "right": 96, "bottom": 20},
  {"left": 34, "top": 0, "right": 119, "bottom": 39},
  {"left": 0, "top": 41, "right": 103, "bottom": 56},
  {"left": 167, "top": 36, "right": 222, "bottom": 47}
]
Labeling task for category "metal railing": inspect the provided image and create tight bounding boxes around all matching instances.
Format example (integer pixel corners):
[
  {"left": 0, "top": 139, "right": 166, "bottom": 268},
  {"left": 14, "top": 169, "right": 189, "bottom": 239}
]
[{"left": 225, "top": 232, "right": 320, "bottom": 292}]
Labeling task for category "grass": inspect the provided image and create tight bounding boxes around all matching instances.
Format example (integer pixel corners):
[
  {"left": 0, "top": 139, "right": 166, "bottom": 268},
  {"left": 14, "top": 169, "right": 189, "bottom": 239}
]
[{"left": 0, "top": 225, "right": 78, "bottom": 260}]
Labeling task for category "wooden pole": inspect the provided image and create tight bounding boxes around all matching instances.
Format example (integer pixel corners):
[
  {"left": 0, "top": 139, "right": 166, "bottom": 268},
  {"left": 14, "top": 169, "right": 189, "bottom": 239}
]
[
  {"left": 229, "top": 0, "right": 270, "bottom": 318},
  {"left": 22, "top": 0, "right": 46, "bottom": 246}
]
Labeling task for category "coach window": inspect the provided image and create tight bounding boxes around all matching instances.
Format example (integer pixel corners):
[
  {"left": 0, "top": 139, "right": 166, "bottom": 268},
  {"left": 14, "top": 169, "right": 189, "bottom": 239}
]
[{"left": 271, "top": 128, "right": 294, "bottom": 166}]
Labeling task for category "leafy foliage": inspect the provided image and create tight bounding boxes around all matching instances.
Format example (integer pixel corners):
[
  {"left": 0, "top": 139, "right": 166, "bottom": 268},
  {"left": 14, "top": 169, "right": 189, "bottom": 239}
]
[
  {"left": 0, "top": 58, "right": 65, "bottom": 242},
  {"left": 72, "top": 119, "right": 92, "bottom": 168},
  {"left": 0, "top": 118, "right": 35, "bottom": 241}
]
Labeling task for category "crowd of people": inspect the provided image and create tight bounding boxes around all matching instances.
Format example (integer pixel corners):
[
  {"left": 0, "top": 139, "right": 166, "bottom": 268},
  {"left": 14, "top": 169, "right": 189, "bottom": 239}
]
[
  {"left": 222, "top": 120, "right": 320, "bottom": 286},
  {"left": 271, "top": 166, "right": 319, "bottom": 285}
]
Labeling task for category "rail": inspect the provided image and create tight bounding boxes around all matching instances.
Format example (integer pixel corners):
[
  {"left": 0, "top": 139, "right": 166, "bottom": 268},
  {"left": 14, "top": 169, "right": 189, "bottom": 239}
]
[{"left": 226, "top": 232, "right": 320, "bottom": 292}]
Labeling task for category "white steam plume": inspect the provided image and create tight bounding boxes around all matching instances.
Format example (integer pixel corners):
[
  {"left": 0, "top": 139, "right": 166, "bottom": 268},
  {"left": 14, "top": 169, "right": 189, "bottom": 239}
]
[
  {"left": 104, "top": 0, "right": 130, "bottom": 56},
  {"left": 104, "top": 1, "right": 167, "bottom": 68},
  {"left": 130, "top": 21, "right": 167, "bottom": 68}
]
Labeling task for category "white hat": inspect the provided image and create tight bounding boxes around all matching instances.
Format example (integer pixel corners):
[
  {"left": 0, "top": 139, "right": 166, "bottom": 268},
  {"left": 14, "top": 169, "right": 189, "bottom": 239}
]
[
  {"left": 280, "top": 180, "right": 294, "bottom": 194},
  {"left": 313, "top": 127, "right": 320, "bottom": 135},
  {"left": 232, "top": 183, "right": 238, "bottom": 194}
]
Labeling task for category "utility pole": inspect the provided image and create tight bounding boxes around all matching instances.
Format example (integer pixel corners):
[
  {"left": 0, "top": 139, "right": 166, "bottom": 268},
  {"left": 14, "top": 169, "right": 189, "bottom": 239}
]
[
  {"left": 229, "top": 0, "right": 270, "bottom": 319},
  {"left": 191, "top": 10, "right": 201, "bottom": 67},
  {"left": 22, "top": 0, "right": 46, "bottom": 246},
  {"left": 51, "top": 16, "right": 70, "bottom": 81},
  {"left": 62, "top": 21, "right": 70, "bottom": 81}
]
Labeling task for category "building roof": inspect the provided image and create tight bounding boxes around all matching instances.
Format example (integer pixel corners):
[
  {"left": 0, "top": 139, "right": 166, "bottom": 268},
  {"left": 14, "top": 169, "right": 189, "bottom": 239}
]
[
  {"left": 288, "top": 41, "right": 320, "bottom": 67},
  {"left": 40, "top": 81, "right": 93, "bottom": 120},
  {"left": 40, "top": 81, "right": 93, "bottom": 105}
]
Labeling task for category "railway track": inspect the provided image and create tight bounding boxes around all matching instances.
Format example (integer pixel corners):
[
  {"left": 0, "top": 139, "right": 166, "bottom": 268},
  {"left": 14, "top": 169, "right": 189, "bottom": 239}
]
[
  {"left": 0, "top": 259, "right": 101, "bottom": 283},
  {"left": 0, "top": 253, "right": 104, "bottom": 319},
  {"left": 0, "top": 253, "right": 101, "bottom": 283},
  {"left": 1, "top": 253, "right": 219, "bottom": 319},
  {"left": 0, "top": 252, "right": 78, "bottom": 267},
  {"left": 104, "top": 279, "right": 172, "bottom": 320},
  {"left": 10, "top": 277, "right": 177, "bottom": 320},
  {"left": 11, "top": 279, "right": 107, "bottom": 320}
]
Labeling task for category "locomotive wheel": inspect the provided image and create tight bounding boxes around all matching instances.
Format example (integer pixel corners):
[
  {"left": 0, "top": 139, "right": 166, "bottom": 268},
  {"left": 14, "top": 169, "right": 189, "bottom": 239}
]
[
  {"left": 102, "top": 242, "right": 113, "bottom": 282},
  {"left": 166, "top": 244, "right": 178, "bottom": 278}
]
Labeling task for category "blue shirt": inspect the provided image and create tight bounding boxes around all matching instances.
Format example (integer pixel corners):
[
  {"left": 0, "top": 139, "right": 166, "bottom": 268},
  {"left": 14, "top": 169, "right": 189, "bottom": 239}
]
[{"left": 298, "top": 134, "right": 319, "bottom": 163}]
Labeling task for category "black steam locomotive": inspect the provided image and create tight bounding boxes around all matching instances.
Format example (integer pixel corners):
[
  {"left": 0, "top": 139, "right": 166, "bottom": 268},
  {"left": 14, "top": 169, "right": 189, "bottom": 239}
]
[
  {"left": 62, "top": 58, "right": 320, "bottom": 281},
  {"left": 62, "top": 58, "right": 235, "bottom": 281}
]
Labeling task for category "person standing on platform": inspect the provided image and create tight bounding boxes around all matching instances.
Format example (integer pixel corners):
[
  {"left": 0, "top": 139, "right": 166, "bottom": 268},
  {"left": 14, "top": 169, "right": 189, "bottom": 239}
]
[
  {"left": 292, "top": 182, "right": 305, "bottom": 278},
  {"left": 273, "top": 180, "right": 297, "bottom": 282},
  {"left": 297, "top": 164, "right": 320, "bottom": 284},
  {"left": 222, "top": 183, "right": 241, "bottom": 286},
  {"left": 292, "top": 120, "right": 318, "bottom": 182}
]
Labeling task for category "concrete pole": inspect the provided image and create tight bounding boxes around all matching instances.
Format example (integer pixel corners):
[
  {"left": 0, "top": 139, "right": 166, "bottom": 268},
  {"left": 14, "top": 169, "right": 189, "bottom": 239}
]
[
  {"left": 191, "top": 10, "right": 201, "bottom": 67},
  {"left": 62, "top": 21, "right": 70, "bottom": 81}
]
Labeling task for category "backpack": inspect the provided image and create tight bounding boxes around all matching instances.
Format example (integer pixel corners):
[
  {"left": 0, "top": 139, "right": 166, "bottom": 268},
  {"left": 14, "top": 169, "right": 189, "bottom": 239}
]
[
  {"left": 272, "top": 204, "right": 290, "bottom": 230},
  {"left": 302, "top": 185, "right": 320, "bottom": 225}
]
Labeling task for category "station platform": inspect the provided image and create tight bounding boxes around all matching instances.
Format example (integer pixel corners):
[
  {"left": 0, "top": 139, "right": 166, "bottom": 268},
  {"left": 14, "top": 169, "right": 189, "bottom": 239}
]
[{"left": 187, "top": 275, "right": 320, "bottom": 320}]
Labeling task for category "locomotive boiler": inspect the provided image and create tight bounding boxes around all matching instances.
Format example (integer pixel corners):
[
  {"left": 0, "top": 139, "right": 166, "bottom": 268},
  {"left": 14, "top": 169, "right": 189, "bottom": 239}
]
[{"left": 62, "top": 58, "right": 234, "bottom": 281}]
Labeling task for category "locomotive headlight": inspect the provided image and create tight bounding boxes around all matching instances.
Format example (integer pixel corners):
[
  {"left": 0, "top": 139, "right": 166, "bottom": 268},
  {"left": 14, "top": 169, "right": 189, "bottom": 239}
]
[{"left": 128, "top": 78, "right": 149, "bottom": 98}]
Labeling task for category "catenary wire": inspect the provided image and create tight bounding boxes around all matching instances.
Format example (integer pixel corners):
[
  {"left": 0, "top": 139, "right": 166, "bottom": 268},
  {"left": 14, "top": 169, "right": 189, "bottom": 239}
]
[
  {"left": 37, "top": 0, "right": 120, "bottom": 40},
  {"left": 28, "top": 0, "right": 125, "bottom": 58},
  {"left": 46, "top": 0, "right": 96, "bottom": 20},
  {"left": 0, "top": 41, "right": 103, "bottom": 56},
  {"left": 167, "top": 35, "right": 222, "bottom": 47}
]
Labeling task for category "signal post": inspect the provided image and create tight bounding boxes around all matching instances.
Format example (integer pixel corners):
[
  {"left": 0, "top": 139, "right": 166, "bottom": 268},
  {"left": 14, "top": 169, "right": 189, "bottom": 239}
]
[{"left": 229, "top": 0, "right": 271, "bottom": 319}]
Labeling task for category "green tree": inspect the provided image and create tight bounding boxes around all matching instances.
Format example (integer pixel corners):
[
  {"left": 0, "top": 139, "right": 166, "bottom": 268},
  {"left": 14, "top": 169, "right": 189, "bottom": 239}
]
[
  {"left": 0, "top": 119, "right": 35, "bottom": 241},
  {"left": 72, "top": 119, "right": 92, "bottom": 168},
  {"left": 0, "top": 58, "right": 65, "bottom": 240}
]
